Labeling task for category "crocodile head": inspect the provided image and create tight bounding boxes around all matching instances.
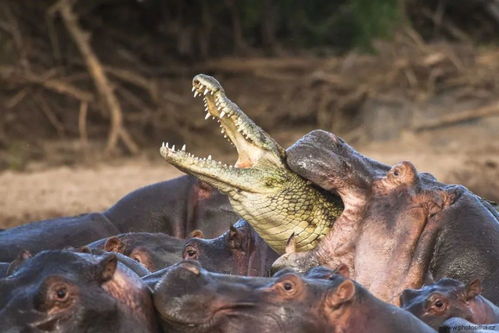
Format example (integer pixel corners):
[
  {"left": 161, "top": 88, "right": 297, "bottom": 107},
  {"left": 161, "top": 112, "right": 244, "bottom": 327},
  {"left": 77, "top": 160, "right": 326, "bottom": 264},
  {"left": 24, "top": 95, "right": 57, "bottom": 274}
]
[
  {"left": 160, "top": 74, "right": 342, "bottom": 253},
  {"left": 161, "top": 74, "right": 287, "bottom": 194}
]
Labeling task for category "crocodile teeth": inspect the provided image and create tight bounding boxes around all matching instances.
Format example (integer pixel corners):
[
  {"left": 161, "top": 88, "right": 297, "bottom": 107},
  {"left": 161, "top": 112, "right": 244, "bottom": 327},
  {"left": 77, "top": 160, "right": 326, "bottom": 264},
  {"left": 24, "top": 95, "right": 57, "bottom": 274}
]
[
  {"left": 192, "top": 86, "right": 196, "bottom": 92},
  {"left": 194, "top": 91, "right": 199, "bottom": 98},
  {"left": 220, "top": 110, "right": 226, "bottom": 118},
  {"left": 181, "top": 144, "right": 186, "bottom": 151},
  {"left": 203, "top": 88, "right": 209, "bottom": 95},
  {"left": 207, "top": 155, "right": 212, "bottom": 160},
  {"left": 171, "top": 145, "right": 175, "bottom": 151}
]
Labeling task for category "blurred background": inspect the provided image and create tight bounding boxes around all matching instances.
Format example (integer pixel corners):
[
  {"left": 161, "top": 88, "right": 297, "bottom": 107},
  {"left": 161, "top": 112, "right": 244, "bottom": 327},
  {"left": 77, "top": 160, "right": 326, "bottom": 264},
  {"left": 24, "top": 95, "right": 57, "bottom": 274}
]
[{"left": 1, "top": 0, "right": 498, "bottom": 228}]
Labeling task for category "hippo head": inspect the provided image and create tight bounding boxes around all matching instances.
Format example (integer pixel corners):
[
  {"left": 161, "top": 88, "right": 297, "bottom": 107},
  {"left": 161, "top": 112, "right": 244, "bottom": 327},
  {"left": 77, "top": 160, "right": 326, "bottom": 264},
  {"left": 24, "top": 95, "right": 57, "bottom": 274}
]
[
  {"left": 154, "top": 261, "right": 357, "bottom": 332},
  {"left": 182, "top": 220, "right": 278, "bottom": 276},
  {"left": 400, "top": 278, "right": 482, "bottom": 329},
  {"left": 0, "top": 250, "right": 157, "bottom": 332},
  {"left": 153, "top": 260, "right": 273, "bottom": 332}
]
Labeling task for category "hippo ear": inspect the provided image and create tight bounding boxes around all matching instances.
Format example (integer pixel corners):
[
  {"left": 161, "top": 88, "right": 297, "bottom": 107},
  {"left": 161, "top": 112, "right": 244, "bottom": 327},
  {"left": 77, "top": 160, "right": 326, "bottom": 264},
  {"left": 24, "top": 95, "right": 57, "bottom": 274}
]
[
  {"left": 228, "top": 224, "right": 243, "bottom": 249},
  {"left": 328, "top": 279, "right": 356, "bottom": 308},
  {"left": 104, "top": 237, "right": 125, "bottom": 253},
  {"left": 96, "top": 253, "right": 118, "bottom": 283},
  {"left": 285, "top": 233, "right": 296, "bottom": 254},
  {"left": 190, "top": 229, "right": 205, "bottom": 239},
  {"left": 6, "top": 249, "right": 32, "bottom": 275},
  {"left": 465, "top": 279, "right": 482, "bottom": 300}
]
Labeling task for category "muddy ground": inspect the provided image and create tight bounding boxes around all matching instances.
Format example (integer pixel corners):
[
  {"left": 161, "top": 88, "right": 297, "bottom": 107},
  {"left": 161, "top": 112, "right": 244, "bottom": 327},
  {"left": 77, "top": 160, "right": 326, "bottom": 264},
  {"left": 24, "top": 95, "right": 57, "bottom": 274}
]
[{"left": 2, "top": 119, "right": 498, "bottom": 229}]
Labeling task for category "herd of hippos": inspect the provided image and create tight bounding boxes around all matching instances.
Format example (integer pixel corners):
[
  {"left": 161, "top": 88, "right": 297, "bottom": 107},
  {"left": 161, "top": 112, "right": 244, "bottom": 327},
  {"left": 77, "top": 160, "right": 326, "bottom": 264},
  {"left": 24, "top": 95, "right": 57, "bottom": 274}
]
[{"left": 1, "top": 74, "right": 499, "bottom": 332}]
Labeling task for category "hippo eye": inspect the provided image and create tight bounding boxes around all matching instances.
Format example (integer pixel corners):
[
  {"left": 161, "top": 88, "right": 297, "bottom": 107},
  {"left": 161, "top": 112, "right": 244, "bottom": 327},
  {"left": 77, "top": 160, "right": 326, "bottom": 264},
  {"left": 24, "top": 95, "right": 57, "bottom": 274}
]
[
  {"left": 393, "top": 169, "right": 400, "bottom": 177},
  {"left": 434, "top": 300, "right": 443, "bottom": 308},
  {"left": 184, "top": 246, "right": 198, "bottom": 259},
  {"left": 283, "top": 282, "right": 293, "bottom": 291},
  {"left": 55, "top": 287, "right": 67, "bottom": 300}
]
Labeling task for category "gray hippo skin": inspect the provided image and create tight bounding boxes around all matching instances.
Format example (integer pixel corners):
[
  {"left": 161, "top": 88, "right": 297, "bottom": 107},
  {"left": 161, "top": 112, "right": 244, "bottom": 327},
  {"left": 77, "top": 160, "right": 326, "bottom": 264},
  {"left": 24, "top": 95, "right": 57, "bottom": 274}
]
[
  {"left": 152, "top": 261, "right": 434, "bottom": 333},
  {"left": 86, "top": 232, "right": 184, "bottom": 272},
  {"left": 275, "top": 130, "right": 499, "bottom": 305},
  {"left": 0, "top": 250, "right": 159, "bottom": 332},
  {"left": 401, "top": 278, "right": 499, "bottom": 329},
  {"left": 0, "top": 175, "right": 239, "bottom": 262}
]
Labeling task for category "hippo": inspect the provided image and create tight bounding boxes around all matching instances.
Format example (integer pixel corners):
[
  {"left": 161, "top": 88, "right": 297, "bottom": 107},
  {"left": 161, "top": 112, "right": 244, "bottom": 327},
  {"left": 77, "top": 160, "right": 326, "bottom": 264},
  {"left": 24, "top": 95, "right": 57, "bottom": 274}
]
[
  {"left": 401, "top": 278, "right": 499, "bottom": 329},
  {"left": 0, "top": 250, "right": 159, "bottom": 332},
  {"left": 153, "top": 261, "right": 434, "bottom": 333},
  {"left": 86, "top": 232, "right": 184, "bottom": 272},
  {"left": 0, "top": 175, "right": 239, "bottom": 262},
  {"left": 181, "top": 219, "right": 278, "bottom": 276},
  {"left": 273, "top": 129, "right": 499, "bottom": 305}
]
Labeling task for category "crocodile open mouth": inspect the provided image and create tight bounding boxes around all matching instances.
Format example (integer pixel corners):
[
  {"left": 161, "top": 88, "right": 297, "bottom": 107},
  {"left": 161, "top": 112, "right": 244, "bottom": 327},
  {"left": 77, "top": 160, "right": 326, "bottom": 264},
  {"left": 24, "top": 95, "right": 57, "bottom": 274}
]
[{"left": 160, "top": 74, "right": 285, "bottom": 192}]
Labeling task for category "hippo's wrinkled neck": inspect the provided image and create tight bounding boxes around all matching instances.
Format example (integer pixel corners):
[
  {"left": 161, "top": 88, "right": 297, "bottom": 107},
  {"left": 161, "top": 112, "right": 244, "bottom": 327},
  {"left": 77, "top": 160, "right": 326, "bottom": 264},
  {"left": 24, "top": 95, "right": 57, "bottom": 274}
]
[{"left": 468, "top": 296, "right": 499, "bottom": 324}]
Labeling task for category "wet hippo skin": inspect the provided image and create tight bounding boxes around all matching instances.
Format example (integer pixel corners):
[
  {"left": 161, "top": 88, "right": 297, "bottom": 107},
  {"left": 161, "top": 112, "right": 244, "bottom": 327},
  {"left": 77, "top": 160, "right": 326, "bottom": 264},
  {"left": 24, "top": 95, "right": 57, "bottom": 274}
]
[
  {"left": 0, "top": 175, "right": 239, "bottom": 262},
  {"left": 275, "top": 129, "right": 499, "bottom": 305},
  {"left": 0, "top": 250, "right": 160, "bottom": 332},
  {"left": 401, "top": 278, "right": 499, "bottom": 329},
  {"left": 152, "top": 261, "right": 434, "bottom": 333}
]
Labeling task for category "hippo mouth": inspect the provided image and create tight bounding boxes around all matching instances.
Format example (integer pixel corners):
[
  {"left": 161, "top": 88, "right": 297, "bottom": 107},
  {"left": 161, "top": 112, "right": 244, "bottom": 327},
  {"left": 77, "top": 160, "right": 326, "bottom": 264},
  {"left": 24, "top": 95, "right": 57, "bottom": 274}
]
[{"left": 160, "top": 74, "right": 286, "bottom": 194}]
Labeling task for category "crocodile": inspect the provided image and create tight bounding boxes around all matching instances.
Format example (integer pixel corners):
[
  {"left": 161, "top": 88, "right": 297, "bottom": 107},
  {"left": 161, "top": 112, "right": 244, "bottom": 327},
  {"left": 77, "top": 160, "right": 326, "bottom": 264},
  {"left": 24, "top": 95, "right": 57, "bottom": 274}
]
[{"left": 160, "top": 74, "right": 343, "bottom": 254}]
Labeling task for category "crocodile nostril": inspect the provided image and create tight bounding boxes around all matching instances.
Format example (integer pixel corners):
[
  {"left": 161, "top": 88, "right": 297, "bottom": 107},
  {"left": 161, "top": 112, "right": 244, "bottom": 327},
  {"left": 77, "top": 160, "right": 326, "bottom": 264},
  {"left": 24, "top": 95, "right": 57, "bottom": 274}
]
[{"left": 193, "top": 79, "right": 200, "bottom": 85}]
